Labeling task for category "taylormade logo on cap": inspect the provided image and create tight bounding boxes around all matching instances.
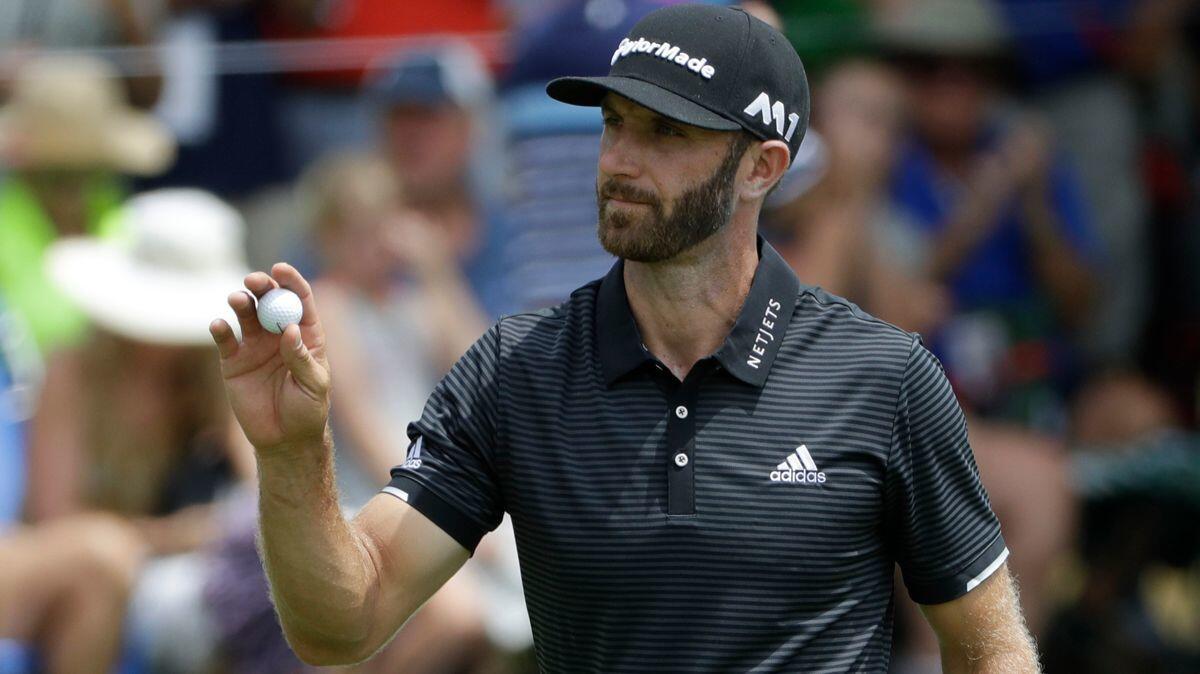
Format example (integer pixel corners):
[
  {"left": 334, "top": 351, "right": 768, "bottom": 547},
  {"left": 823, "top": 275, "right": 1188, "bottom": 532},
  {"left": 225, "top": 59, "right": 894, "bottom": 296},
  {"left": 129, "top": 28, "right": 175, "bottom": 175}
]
[{"left": 610, "top": 37, "right": 716, "bottom": 79}]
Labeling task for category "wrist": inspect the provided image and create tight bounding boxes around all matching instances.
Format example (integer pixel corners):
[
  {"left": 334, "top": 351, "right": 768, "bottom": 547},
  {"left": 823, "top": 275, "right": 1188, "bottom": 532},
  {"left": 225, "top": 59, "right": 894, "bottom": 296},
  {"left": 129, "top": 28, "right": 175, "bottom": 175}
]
[{"left": 256, "top": 427, "right": 332, "bottom": 465}]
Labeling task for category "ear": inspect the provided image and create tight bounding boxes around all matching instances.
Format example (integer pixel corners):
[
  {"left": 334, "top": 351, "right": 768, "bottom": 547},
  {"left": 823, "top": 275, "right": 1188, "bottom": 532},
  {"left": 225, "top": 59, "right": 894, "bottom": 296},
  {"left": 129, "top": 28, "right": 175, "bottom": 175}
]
[{"left": 740, "top": 139, "right": 790, "bottom": 202}]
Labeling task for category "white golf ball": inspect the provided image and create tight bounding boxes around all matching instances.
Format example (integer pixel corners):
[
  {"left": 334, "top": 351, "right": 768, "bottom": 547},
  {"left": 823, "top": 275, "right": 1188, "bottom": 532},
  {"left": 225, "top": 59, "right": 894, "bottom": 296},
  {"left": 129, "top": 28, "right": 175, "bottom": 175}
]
[{"left": 257, "top": 288, "right": 303, "bottom": 334}]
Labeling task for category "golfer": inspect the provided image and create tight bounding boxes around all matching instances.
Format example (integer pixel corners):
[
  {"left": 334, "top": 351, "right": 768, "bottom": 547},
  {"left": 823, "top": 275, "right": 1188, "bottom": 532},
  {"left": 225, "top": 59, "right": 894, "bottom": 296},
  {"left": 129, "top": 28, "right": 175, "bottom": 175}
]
[{"left": 210, "top": 5, "right": 1040, "bottom": 672}]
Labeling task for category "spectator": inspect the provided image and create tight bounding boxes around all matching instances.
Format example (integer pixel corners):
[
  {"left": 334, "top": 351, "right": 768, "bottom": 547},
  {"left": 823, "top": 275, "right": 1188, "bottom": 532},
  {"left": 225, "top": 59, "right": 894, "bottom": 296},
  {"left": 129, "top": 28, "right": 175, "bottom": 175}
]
[
  {"left": 258, "top": 0, "right": 505, "bottom": 173},
  {"left": 764, "top": 58, "right": 950, "bottom": 337},
  {"left": 991, "top": 0, "right": 1153, "bottom": 363},
  {"left": 25, "top": 188, "right": 255, "bottom": 672},
  {"left": 304, "top": 151, "right": 488, "bottom": 508},
  {"left": 29, "top": 187, "right": 250, "bottom": 529},
  {"left": 0, "top": 297, "right": 149, "bottom": 674},
  {"left": 0, "top": 0, "right": 165, "bottom": 107},
  {"left": 364, "top": 43, "right": 514, "bottom": 317},
  {"left": 877, "top": 0, "right": 1099, "bottom": 431},
  {"left": 0, "top": 55, "right": 174, "bottom": 356}
]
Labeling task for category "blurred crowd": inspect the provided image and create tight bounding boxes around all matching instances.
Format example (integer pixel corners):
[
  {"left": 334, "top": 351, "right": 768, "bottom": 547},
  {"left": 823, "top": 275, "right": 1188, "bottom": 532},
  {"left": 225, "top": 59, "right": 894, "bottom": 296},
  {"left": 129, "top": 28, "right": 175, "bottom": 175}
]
[{"left": 0, "top": 0, "right": 1199, "bottom": 672}]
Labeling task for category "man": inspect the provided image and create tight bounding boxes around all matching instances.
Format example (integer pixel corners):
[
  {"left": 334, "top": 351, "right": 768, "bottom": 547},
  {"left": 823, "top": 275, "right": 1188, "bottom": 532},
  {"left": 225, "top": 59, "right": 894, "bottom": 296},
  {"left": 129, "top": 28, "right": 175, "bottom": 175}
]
[{"left": 210, "top": 5, "right": 1040, "bottom": 671}]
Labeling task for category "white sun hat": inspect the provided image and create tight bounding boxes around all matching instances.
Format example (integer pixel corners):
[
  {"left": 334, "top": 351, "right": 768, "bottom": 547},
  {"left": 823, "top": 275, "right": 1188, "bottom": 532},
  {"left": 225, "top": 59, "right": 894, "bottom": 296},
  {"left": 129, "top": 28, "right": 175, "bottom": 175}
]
[{"left": 46, "top": 189, "right": 249, "bottom": 346}]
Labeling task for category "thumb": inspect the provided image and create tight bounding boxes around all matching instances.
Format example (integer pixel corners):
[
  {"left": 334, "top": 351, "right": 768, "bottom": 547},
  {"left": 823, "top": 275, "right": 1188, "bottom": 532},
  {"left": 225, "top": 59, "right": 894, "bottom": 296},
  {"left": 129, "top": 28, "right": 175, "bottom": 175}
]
[{"left": 279, "top": 324, "right": 325, "bottom": 394}]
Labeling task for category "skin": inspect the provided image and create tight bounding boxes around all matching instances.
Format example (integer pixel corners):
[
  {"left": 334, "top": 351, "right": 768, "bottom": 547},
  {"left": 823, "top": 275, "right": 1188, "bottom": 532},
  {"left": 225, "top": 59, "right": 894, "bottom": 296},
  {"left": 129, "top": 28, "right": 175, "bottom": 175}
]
[
  {"left": 0, "top": 514, "right": 147, "bottom": 674},
  {"left": 210, "top": 93, "right": 1040, "bottom": 670}
]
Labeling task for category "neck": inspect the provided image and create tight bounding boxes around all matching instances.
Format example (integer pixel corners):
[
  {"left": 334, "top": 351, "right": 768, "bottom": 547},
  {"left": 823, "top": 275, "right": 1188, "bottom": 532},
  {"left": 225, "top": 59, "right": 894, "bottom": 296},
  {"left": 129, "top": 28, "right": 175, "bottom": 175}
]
[{"left": 623, "top": 215, "right": 759, "bottom": 380}]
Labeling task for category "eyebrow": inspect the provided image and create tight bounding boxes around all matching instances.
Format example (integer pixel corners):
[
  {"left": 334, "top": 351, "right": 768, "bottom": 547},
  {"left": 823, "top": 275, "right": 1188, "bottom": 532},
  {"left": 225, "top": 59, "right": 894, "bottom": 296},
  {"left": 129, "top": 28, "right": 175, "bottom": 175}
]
[{"left": 600, "top": 101, "right": 683, "bottom": 130}]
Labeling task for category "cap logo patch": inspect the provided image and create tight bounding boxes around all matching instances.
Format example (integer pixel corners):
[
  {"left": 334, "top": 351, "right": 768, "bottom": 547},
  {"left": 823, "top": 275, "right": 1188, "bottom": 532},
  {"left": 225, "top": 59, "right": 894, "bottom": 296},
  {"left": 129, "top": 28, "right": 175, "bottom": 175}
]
[
  {"left": 743, "top": 92, "right": 801, "bottom": 141},
  {"left": 611, "top": 37, "right": 716, "bottom": 80}
]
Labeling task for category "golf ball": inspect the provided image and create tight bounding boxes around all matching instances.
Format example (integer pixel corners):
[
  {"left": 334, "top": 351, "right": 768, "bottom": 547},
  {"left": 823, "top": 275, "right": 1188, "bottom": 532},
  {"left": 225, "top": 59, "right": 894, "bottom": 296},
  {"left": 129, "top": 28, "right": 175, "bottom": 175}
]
[{"left": 257, "top": 288, "right": 303, "bottom": 334}]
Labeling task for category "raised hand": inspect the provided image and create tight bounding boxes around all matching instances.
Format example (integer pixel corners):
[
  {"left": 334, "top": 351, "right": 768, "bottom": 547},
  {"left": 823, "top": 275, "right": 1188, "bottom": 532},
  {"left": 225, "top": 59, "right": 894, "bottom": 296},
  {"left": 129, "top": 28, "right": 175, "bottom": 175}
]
[{"left": 209, "top": 263, "right": 331, "bottom": 453}]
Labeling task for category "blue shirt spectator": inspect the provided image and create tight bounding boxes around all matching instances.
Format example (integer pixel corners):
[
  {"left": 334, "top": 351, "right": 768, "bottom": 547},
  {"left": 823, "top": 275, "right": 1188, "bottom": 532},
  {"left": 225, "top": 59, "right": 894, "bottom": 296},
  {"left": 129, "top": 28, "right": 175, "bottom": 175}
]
[{"left": 891, "top": 127, "right": 1098, "bottom": 311}]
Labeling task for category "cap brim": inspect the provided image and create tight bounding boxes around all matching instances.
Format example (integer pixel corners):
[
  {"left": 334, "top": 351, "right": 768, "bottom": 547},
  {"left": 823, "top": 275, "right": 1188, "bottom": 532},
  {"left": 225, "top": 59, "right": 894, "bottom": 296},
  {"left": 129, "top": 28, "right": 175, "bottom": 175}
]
[{"left": 547, "top": 76, "right": 741, "bottom": 132}]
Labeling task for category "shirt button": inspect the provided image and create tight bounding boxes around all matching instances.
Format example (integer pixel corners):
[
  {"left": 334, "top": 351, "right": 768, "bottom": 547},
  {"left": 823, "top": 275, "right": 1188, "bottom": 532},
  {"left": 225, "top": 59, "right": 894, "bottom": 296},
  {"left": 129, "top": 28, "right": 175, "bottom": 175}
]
[
  {"left": 675, "top": 405, "right": 688, "bottom": 419},
  {"left": 674, "top": 452, "right": 689, "bottom": 467}
]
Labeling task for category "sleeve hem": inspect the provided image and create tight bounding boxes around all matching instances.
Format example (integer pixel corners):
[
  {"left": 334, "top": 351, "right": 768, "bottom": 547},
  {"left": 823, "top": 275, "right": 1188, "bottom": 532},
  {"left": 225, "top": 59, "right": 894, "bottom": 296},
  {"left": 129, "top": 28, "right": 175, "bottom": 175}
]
[
  {"left": 381, "top": 474, "right": 488, "bottom": 555},
  {"left": 905, "top": 533, "right": 1009, "bottom": 606}
]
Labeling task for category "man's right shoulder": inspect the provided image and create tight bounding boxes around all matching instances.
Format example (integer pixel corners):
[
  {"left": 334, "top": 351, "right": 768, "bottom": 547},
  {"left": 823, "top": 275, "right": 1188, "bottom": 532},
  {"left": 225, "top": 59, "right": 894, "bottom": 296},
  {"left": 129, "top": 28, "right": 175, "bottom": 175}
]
[{"left": 492, "top": 278, "right": 603, "bottom": 363}]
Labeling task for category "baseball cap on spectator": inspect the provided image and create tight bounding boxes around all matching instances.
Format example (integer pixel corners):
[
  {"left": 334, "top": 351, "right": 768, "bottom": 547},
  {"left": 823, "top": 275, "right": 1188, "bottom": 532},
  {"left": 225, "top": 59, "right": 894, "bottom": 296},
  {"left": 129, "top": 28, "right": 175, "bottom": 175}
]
[
  {"left": 546, "top": 4, "right": 810, "bottom": 164},
  {"left": 365, "top": 43, "right": 493, "bottom": 110}
]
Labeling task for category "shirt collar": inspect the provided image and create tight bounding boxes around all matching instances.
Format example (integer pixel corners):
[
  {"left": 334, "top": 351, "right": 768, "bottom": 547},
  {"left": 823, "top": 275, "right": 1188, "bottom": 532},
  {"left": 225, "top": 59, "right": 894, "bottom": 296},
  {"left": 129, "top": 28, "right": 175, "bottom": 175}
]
[{"left": 595, "top": 236, "right": 801, "bottom": 388}]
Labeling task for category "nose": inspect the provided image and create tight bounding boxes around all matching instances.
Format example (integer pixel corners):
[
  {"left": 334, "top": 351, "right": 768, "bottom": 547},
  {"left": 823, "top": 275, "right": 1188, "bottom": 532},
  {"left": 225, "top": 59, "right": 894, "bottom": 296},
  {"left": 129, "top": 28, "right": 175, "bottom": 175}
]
[{"left": 598, "top": 127, "right": 642, "bottom": 180}]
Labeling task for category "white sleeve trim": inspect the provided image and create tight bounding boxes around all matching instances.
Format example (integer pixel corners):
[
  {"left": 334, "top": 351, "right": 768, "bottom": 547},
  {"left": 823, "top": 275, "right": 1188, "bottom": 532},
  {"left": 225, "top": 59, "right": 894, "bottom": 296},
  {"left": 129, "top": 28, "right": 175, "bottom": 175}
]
[
  {"left": 381, "top": 486, "right": 410, "bottom": 502},
  {"left": 966, "top": 546, "right": 1009, "bottom": 592}
]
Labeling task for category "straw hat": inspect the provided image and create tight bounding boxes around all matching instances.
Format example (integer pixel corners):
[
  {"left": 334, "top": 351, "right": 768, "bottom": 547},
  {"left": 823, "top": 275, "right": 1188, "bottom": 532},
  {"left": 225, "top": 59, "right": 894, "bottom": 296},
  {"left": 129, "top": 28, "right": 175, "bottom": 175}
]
[
  {"left": 46, "top": 189, "right": 249, "bottom": 346},
  {"left": 873, "top": 0, "right": 1009, "bottom": 58},
  {"left": 0, "top": 55, "right": 174, "bottom": 174}
]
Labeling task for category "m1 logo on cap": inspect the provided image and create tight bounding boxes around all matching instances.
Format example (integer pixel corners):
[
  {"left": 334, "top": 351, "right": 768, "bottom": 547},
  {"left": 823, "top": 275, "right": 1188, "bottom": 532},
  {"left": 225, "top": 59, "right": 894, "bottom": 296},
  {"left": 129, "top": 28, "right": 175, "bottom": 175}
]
[
  {"left": 611, "top": 37, "right": 717, "bottom": 79},
  {"left": 743, "top": 92, "right": 801, "bottom": 142}
]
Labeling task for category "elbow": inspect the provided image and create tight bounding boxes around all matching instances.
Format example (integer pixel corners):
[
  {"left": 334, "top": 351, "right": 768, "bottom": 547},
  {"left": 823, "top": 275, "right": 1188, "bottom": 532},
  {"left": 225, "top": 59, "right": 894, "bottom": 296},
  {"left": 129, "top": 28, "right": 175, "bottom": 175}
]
[{"left": 288, "top": 633, "right": 374, "bottom": 667}]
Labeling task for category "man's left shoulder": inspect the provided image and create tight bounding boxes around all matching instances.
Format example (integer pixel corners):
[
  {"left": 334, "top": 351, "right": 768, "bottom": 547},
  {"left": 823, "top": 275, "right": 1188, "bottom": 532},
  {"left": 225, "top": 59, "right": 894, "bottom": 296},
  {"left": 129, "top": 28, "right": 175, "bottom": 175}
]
[{"left": 786, "top": 285, "right": 917, "bottom": 364}]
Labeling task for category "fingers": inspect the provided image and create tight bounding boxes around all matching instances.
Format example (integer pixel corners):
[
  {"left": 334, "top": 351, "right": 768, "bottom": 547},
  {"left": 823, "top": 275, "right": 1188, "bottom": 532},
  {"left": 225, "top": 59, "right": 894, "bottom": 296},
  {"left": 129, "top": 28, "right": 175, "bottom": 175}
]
[
  {"left": 270, "top": 262, "right": 320, "bottom": 327},
  {"left": 244, "top": 271, "right": 279, "bottom": 300},
  {"left": 279, "top": 323, "right": 327, "bottom": 396},
  {"left": 209, "top": 319, "right": 238, "bottom": 359},
  {"left": 228, "top": 290, "right": 263, "bottom": 340}
]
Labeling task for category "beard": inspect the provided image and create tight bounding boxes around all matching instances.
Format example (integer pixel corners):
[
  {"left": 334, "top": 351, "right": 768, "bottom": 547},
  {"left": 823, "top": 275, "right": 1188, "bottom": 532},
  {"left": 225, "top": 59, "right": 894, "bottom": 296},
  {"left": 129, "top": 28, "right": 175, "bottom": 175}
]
[{"left": 596, "top": 133, "right": 750, "bottom": 263}]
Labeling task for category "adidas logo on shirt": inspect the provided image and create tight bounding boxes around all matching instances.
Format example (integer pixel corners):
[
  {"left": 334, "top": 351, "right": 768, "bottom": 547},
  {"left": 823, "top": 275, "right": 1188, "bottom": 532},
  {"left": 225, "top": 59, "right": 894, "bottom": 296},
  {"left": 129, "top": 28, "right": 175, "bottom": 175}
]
[
  {"left": 402, "top": 437, "right": 423, "bottom": 470},
  {"left": 769, "top": 445, "right": 826, "bottom": 484}
]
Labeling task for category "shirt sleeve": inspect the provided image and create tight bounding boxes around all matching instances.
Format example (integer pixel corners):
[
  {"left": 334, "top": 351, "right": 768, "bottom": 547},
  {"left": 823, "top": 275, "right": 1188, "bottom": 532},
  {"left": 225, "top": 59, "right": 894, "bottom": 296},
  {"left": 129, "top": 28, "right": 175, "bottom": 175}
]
[
  {"left": 382, "top": 324, "right": 504, "bottom": 554},
  {"left": 884, "top": 337, "right": 1008, "bottom": 605}
]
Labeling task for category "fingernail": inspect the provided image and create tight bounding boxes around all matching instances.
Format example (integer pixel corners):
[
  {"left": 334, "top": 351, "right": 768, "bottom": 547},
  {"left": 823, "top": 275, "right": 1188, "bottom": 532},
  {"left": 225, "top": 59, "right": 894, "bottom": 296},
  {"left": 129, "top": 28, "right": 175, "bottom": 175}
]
[{"left": 294, "top": 330, "right": 304, "bottom": 350}]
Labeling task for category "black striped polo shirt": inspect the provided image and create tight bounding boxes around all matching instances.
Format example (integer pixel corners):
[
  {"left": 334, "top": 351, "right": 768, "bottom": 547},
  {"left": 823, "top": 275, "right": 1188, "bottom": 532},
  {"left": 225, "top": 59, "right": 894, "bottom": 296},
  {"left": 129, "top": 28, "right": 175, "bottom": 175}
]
[{"left": 384, "top": 237, "right": 1007, "bottom": 673}]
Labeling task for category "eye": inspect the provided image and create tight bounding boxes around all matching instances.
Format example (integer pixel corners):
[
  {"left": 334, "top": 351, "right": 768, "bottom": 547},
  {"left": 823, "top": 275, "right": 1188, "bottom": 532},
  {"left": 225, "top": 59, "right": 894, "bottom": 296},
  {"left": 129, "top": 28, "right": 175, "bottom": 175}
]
[
  {"left": 655, "top": 122, "right": 683, "bottom": 137},
  {"left": 602, "top": 114, "right": 621, "bottom": 128}
]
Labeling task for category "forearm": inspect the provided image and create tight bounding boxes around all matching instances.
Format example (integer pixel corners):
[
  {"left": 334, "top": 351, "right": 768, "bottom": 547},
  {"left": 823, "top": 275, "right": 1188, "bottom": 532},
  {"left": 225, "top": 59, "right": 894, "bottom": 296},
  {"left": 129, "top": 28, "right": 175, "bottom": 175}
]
[
  {"left": 1021, "top": 191, "right": 1094, "bottom": 328},
  {"left": 255, "top": 431, "right": 377, "bottom": 663},
  {"left": 940, "top": 637, "right": 1041, "bottom": 674},
  {"left": 931, "top": 568, "right": 1042, "bottom": 673},
  {"left": 928, "top": 182, "right": 1010, "bottom": 282}
]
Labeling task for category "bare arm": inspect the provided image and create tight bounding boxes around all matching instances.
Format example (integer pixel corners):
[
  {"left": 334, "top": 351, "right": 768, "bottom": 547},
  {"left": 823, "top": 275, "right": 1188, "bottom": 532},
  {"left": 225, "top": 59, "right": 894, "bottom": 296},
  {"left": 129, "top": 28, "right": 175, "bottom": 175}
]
[
  {"left": 256, "top": 435, "right": 468, "bottom": 664},
  {"left": 25, "top": 349, "right": 85, "bottom": 521},
  {"left": 209, "top": 264, "right": 468, "bottom": 664},
  {"left": 921, "top": 563, "right": 1041, "bottom": 673},
  {"left": 1018, "top": 184, "right": 1094, "bottom": 329}
]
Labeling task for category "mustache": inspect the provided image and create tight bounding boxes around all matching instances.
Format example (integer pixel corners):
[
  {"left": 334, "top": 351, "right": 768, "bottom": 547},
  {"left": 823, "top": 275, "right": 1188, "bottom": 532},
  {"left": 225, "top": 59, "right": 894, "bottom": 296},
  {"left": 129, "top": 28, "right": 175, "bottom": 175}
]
[{"left": 598, "top": 180, "right": 659, "bottom": 206}]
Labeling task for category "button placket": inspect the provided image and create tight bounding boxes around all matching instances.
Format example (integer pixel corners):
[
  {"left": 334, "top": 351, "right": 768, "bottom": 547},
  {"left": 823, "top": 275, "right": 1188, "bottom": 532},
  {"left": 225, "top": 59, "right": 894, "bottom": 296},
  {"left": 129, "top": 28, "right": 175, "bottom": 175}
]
[{"left": 666, "top": 366, "right": 711, "bottom": 517}]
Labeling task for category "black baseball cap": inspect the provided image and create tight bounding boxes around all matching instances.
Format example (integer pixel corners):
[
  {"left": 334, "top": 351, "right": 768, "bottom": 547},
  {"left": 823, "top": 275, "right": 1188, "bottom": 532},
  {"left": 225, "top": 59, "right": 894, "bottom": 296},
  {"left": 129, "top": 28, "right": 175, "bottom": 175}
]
[{"left": 546, "top": 4, "right": 809, "bottom": 164}]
